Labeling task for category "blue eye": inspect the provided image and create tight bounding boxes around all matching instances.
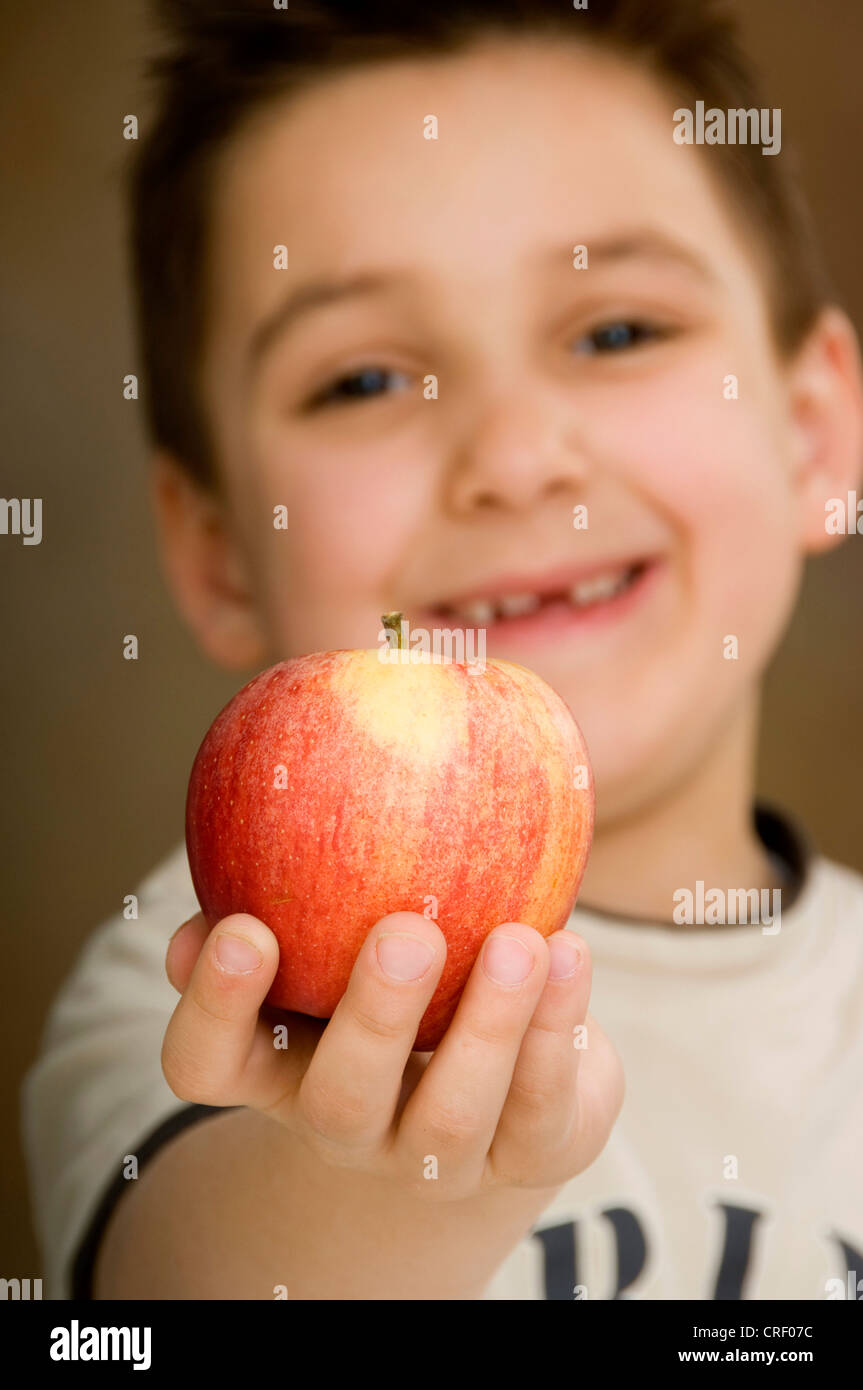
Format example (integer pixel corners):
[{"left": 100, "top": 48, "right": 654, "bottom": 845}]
[
  {"left": 575, "top": 321, "right": 663, "bottom": 355},
  {"left": 308, "top": 366, "right": 410, "bottom": 409}
]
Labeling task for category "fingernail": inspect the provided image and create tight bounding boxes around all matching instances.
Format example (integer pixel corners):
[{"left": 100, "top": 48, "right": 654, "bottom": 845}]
[
  {"left": 549, "top": 936, "right": 581, "bottom": 980},
  {"left": 483, "top": 934, "right": 533, "bottom": 985},
  {"left": 377, "top": 932, "right": 435, "bottom": 981},
  {"left": 215, "top": 933, "right": 263, "bottom": 974}
]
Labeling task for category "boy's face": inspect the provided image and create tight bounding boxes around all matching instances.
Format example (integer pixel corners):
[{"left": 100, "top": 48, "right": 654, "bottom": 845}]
[{"left": 191, "top": 40, "right": 841, "bottom": 822}]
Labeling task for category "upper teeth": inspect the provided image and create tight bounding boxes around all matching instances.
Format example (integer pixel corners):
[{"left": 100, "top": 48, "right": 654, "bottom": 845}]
[
  {"left": 457, "top": 598, "right": 497, "bottom": 625},
  {"left": 569, "top": 571, "right": 630, "bottom": 605},
  {"left": 448, "top": 568, "right": 635, "bottom": 622},
  {"left": 497, "top": 593, "right": 542, "bottom": 618}
]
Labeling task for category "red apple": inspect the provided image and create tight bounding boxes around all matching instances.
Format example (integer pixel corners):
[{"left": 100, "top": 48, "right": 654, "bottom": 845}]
[{"left": 185, "top": 630, "right": 594, "bottom": 1050}]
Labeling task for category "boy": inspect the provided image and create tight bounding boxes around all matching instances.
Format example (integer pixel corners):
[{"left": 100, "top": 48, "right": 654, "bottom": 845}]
[{"left": 22, "top": 0, "right": 863, "bottom": 1300}]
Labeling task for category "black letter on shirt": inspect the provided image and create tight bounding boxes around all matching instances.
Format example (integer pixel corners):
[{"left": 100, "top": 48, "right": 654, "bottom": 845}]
[
  {"left": 532, "top": 1223, "right": 577, "bottom": 1300},
  {"left": 832, "top": 1234, "right": 863, "bottom": 1299},
  {"left": 533, "top": 1208, "right": 648, "bottom": 1300},
  {"left": 601, "top": 1206, "right": 648, "bottom": 1298},
  {"left": 711, "top": 1202, "right": 762, "bottom": 1299}
]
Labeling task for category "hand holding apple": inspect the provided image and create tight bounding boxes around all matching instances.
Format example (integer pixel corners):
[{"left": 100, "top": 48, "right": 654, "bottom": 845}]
[{"left": 185, "top": 618, "right": 594, "bottom": 1049}]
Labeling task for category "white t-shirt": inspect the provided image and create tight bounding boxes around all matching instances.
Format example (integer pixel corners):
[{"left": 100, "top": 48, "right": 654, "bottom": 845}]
[{"left": 21, "top": 808, "right": 863, "bottom": 1301}]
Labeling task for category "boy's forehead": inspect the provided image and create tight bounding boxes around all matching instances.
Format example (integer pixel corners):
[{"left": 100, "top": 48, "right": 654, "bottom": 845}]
[{"left": 206, "top": 38, "right": 754, "bottom": 343}]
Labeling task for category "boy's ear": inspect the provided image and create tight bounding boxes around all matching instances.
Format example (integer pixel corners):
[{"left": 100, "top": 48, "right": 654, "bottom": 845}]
[
  {"left": 787, "top": 305, "right": 863, "bottom": 554},
  {"left": 150, "top": 453, "right": 269, "bottom": 671}
]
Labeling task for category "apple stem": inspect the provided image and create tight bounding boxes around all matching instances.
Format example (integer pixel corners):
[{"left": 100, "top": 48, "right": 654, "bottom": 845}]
[{"left": 382, "top": 611, "right": 406, "bottom": 651}]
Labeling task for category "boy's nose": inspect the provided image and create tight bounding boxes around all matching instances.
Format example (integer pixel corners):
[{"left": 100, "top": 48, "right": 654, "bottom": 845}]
[{"left": 445, "top": 400, "right": 589, "bottom": 514}]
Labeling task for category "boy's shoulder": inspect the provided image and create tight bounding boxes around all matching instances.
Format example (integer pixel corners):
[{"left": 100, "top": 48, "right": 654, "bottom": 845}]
[
  {"left": 35, "top": 842, "right": 197, "bottom": 1052},
  {"left": 135, "top": 839, "right": 198, "bottom": 916},
  {"left": 813, "top": 851, "right": 863, "bottom": 902},
  {"left": 805, "top": 851, "right": 863, "bottom": 959},
  {"left": 739, "top": 804, "right": 863, "bottom": 956},
  {"left": 21, "top": 839, "right": 201, "bottom": 1297}
]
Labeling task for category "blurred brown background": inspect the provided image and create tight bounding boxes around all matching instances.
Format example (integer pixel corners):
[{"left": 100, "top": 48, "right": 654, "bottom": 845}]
[{"left": 2, "top": 1, "right": 861, "bottom": 1282}]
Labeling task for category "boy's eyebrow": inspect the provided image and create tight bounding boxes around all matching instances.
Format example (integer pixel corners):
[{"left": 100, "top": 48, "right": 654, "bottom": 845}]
[
  {"left": 246, "top": 229, "right": 717, "bottom": 375},
  {"left": 247, "top": 273, "right": 407, "bottom": 377},
  {"left": 545, "top": 229, "right": 719, "bottom": 283}
]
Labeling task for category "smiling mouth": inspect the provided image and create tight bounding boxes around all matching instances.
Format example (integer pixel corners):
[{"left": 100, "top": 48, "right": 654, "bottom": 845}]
[{"left": 429, "top": 559, "right": 652, "bottom": 626}]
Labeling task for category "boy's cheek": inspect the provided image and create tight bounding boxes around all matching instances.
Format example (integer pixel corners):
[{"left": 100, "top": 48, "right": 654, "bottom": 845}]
[
  {"left": 620, "top": 384, "right": 796, "bottom": 552},
  {"left": 236, "top": 435, "right": 420, "bottom": 585},
  {"left": 601, "top": 400, "right": 802, "bottom": 679}
]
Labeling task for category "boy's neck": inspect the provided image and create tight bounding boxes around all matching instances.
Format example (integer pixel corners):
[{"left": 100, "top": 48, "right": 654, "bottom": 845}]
[{"left": 577, "top": 693, "right": 780, "bottom": 925}]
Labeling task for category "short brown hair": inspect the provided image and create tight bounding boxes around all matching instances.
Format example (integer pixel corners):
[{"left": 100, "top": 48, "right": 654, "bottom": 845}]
[{"left": 129, "top": 0, "right": 830, "bottom": 489}]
